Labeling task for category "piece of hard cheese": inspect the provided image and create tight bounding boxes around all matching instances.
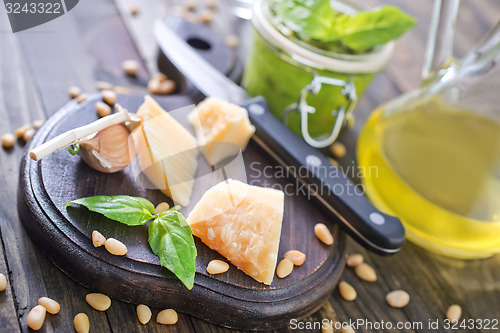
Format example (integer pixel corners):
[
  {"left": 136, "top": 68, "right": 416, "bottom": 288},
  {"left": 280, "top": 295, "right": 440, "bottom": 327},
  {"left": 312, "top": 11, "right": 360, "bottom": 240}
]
[
  {"left": 132, "top": 96, "right": 198, "bottom": 206},
  {"left": 188, "top": 97, "right": 255, "bottom": 165},
  {"left": 187, "top": 179, "right": 284, "bottom": 285}
]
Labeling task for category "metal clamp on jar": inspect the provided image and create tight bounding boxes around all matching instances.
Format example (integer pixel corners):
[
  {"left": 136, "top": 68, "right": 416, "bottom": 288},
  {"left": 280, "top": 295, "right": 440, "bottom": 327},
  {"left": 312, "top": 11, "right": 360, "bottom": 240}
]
[{"left": 242, "top": 0, "right": 394, "bottom": 148}]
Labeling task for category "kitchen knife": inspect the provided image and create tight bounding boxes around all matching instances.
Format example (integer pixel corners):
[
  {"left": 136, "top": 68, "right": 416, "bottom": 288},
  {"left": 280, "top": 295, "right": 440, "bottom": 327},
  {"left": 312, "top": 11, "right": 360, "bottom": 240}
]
[{"left": 154, "top": 21, "right": 405, "bottom": 255}]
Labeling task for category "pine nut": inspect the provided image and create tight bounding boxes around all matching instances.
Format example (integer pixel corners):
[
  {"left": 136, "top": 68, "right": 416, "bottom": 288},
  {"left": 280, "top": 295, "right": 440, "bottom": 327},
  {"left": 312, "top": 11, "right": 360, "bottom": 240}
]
[
  {"left": 155, "top": 202, "right": 170, "bottom": 214},
  {"left": 346, "top": 254, "right": 364, "bottom": 268},
  {"left": 114, "top": 86, "right": 131, "bottom": 94},
  {"left": 205, "top": 0, "right": 218, "bottom": 9},
  {"left": 157, "top": 309, "right": 178, "bottom": 325},
  {"left": 27, "top": 305, "right": 46, "bottom": 331},
  {"left": 152, "top": 73, "right": 168, "bottom": 82},
  {"left": 206, "top": 260, "right": 229, "bottom": 274},
  {"left": 38, "top": 297, "right": 60, "bottom": 314},
  {"left": 86, "top": 293, "right": 111, "bottom": 311},
  {"left": 446, "top": 304, "right": 462, "bottom": 323},
  {"left": 386, "top": 290, "right": 410, "bottom": 308},
  {"left": 199, "top": 10, "right": 214, "bottom": 23},
  {"left": 15, "top": 124, "right": 31, "bottom": 138},
  {"left": 74, "top": 313, "right": 89, "bottom": 333},
  {"left": 185, "top": 0, "right": 196, "bottom": 11},
  {"left": 105, "top": 238, "right": 128, "bottom": 256},
  {"left": 96, "top": 102, "right": 112, "bottom": 118},
  {"left": 160, "top": 80, "right": 176, "bottom": 95},
  {"left": 147, "top": 79, "right": 160, "bottom": 95},
  {"left": 328, "top": 158, "right": 339, "bottom": 167},
  {"left": 314, "top": 223, "right": 334, "bottom": 245},
  {"left": 32, "top": 120, "right": 44, "bottom": 129},
  {"left": 96, "top": 81, "right": 113, "bottom": 91},
  {"left": 2, "top": 133, "right": 16, "bottom": 149},
  {"left": 122, "top": 60, "right": 140, "bottom": 77},
  {"left": 130, "top": 5, "right": 140, "bottom": 16},
  {"left": 276, "top": 258, "right": 294, "bottom": 278},
  {"left": 137, "top": 304, "right": 152, "bottom": 324},
  {"left": 354, "top": 263, "right": 377, "bottom": 282},
  {"left": 148, "top": 79, "right": 176, "bottom": 95},
  {"left": 92, "top": 230, "right": 106, "bottom": 247},
  {"left": 23, "top": 128, "right": 36, "bottom": 143},
  {"left": 0, "top": 273, "right": 7, "bottom": 291},
  {"left": 69, "top": 86, "right": 82, "bottom": 99},
  {"left": 76, "top": 93, "right": 88, "bottom": 104},
  {"left": 101, "top": 90, "right": 117, "bottom": 105},
  {"left": 284, "top": 250, "right": 306, "bottom": 266},
  {"left": 330, "top": 142, "right": 347, "bottom": 158},
  {"left": 338, "top": 281, "right": 357, "bottom": 301},
  {"left": 225, "top": 35, "right": 239, "bottom": 48}
]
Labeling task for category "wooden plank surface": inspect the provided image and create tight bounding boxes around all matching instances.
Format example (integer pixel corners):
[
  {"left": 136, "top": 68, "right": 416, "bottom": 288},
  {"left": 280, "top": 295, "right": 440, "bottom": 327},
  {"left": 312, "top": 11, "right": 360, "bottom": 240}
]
[{"left": 0, "top": 0, "right": 499, "bottom": 332}]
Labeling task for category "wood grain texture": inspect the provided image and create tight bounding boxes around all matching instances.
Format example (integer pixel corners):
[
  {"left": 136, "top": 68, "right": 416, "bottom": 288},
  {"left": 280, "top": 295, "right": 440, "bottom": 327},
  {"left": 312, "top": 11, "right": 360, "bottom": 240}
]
[{"left": 0, "top": 11, "right": 112, "bottom": 333}]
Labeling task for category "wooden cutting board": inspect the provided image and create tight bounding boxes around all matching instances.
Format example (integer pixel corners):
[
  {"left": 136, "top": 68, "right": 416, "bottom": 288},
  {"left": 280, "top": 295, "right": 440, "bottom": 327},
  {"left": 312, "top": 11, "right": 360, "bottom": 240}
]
[{"left": 18, "top": 93, "right": 346, "bottom": 331}]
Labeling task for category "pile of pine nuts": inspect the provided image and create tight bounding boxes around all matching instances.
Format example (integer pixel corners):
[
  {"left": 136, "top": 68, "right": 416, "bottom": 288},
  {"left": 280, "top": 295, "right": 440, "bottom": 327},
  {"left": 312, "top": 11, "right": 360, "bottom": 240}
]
[
  {"left": 170, "top": 0, "right": 222, "bottom": 25},
  {"left": 26, "top": 297, "right": 60, "bottom": 331},
  {"left": 2, "top": 119, "right": 44, "bottom": 149},
  {"left": 276, "top": 249, "right": 306, "bottom": 279},
  {"left": 66, "top": 82, "right": 133, "bottom": 120},
  {"left": 324, "top": 252, "right": 437, "bottom": 330},
  {"left": 147, "top": 73, "right": 176, "bottom": 95}
]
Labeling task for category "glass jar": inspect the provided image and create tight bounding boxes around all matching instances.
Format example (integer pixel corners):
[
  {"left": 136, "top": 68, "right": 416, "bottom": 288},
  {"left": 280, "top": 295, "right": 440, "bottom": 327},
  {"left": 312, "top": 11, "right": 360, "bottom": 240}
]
[{"left": 242, "top": 0, "right": 394, "bottom": 148}]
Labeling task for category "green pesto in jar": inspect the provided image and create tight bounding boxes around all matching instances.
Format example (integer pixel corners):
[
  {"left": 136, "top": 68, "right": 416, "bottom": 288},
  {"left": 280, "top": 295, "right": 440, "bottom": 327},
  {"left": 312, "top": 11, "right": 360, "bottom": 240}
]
[
  {"left": 243, "top": 30, "right": 376, "bottom": 138},
  {"left": 242, "top": 0, "right": 394, "bottom": 141}
]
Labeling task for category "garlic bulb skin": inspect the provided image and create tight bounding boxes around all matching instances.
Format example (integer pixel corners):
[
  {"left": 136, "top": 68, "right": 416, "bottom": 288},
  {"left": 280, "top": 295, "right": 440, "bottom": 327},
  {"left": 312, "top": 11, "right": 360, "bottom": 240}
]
[{"left": 75, "top": 124, "right": 132, "bottom": 173}]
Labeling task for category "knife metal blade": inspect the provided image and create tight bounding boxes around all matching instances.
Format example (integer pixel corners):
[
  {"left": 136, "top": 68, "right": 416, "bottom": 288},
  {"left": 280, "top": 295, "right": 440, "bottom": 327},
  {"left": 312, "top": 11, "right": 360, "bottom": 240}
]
[
  {"left": 154, "top": 20, "right": 405, "bottom": 255},
  {"left": 154, "top": 21, "right": 249, "bottom": 104}
]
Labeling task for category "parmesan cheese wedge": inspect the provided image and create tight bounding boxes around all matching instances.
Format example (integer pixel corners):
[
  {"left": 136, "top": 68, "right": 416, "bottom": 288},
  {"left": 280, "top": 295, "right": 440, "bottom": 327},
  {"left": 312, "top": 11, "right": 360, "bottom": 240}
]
[
  {"left": 188, "top": 97, "right": 255, "bottom": 165},
  {"left": 187, "top": 179, "right": 284, "bottom": 285},
  {"left": 132, "top": 96, "right": 198, "bottom": 206}
]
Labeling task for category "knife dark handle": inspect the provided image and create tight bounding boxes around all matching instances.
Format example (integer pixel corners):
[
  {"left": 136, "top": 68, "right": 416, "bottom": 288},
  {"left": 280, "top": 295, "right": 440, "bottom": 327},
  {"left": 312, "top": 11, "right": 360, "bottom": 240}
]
[{"left": 241, "top": 96, "right": 405, "bottom": 255}]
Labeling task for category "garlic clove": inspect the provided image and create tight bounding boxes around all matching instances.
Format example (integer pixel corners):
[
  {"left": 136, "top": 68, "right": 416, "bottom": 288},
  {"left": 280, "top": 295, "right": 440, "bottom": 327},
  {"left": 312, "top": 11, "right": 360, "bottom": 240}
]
[
  {"left": 74, "top": 124, "right": 133, "bottom": 173},
  {"left": 30, "top": 109, "right": 139, "bottom": 162}
]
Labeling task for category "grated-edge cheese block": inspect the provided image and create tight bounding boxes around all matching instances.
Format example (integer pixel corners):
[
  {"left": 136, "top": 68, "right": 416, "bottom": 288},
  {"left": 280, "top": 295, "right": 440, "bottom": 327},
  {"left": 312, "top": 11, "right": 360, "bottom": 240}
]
[
  {"left": 132, "top": 96, "right": 198, "bottom": 206},
  {"left": 187, "top": 179, "right": 285, "bottom": 285},
  {"left": 188, "top": 97, "right": 255, "bottom": 165}
]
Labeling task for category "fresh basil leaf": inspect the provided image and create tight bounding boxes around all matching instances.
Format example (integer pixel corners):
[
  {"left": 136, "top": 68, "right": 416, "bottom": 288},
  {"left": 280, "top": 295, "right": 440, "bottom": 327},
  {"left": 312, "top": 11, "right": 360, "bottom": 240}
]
[
  {"left": 274, "top": 0, "right": 338, "bottom": 41},
  {"left": 336, "top": 6, "right": 417, "bottom": 51},
  {"left": 148, "top": 210, "right": 197, "bottom": 290},
  {"left": 67, "top": 195, "right": 155, "bottom": 226}
]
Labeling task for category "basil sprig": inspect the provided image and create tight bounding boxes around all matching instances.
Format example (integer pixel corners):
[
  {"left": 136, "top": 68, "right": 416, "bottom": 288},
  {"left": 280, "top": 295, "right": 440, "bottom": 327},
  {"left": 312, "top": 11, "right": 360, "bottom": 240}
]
[
  {"left": 149, "top": 211, "right": 197, "bottom": 290},
  {"left": 67, "top": 195, "right": 197, "bottom": 289},
  {"left": 274, "top": 0, "right": 416, "bottom": 52}
]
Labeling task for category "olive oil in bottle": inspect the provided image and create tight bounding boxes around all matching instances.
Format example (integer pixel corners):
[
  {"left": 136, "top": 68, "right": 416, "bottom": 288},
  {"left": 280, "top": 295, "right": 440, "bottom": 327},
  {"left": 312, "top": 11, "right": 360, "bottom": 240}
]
[{"left": 357, "top": 97, "right": 500, "bottom": 258}]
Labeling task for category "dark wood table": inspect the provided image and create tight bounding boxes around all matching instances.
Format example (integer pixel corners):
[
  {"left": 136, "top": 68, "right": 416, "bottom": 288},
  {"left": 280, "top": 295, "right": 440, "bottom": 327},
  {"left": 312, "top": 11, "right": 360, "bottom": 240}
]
[{"left": 0, "top": 0, "right": 499, "bottom": 332}]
